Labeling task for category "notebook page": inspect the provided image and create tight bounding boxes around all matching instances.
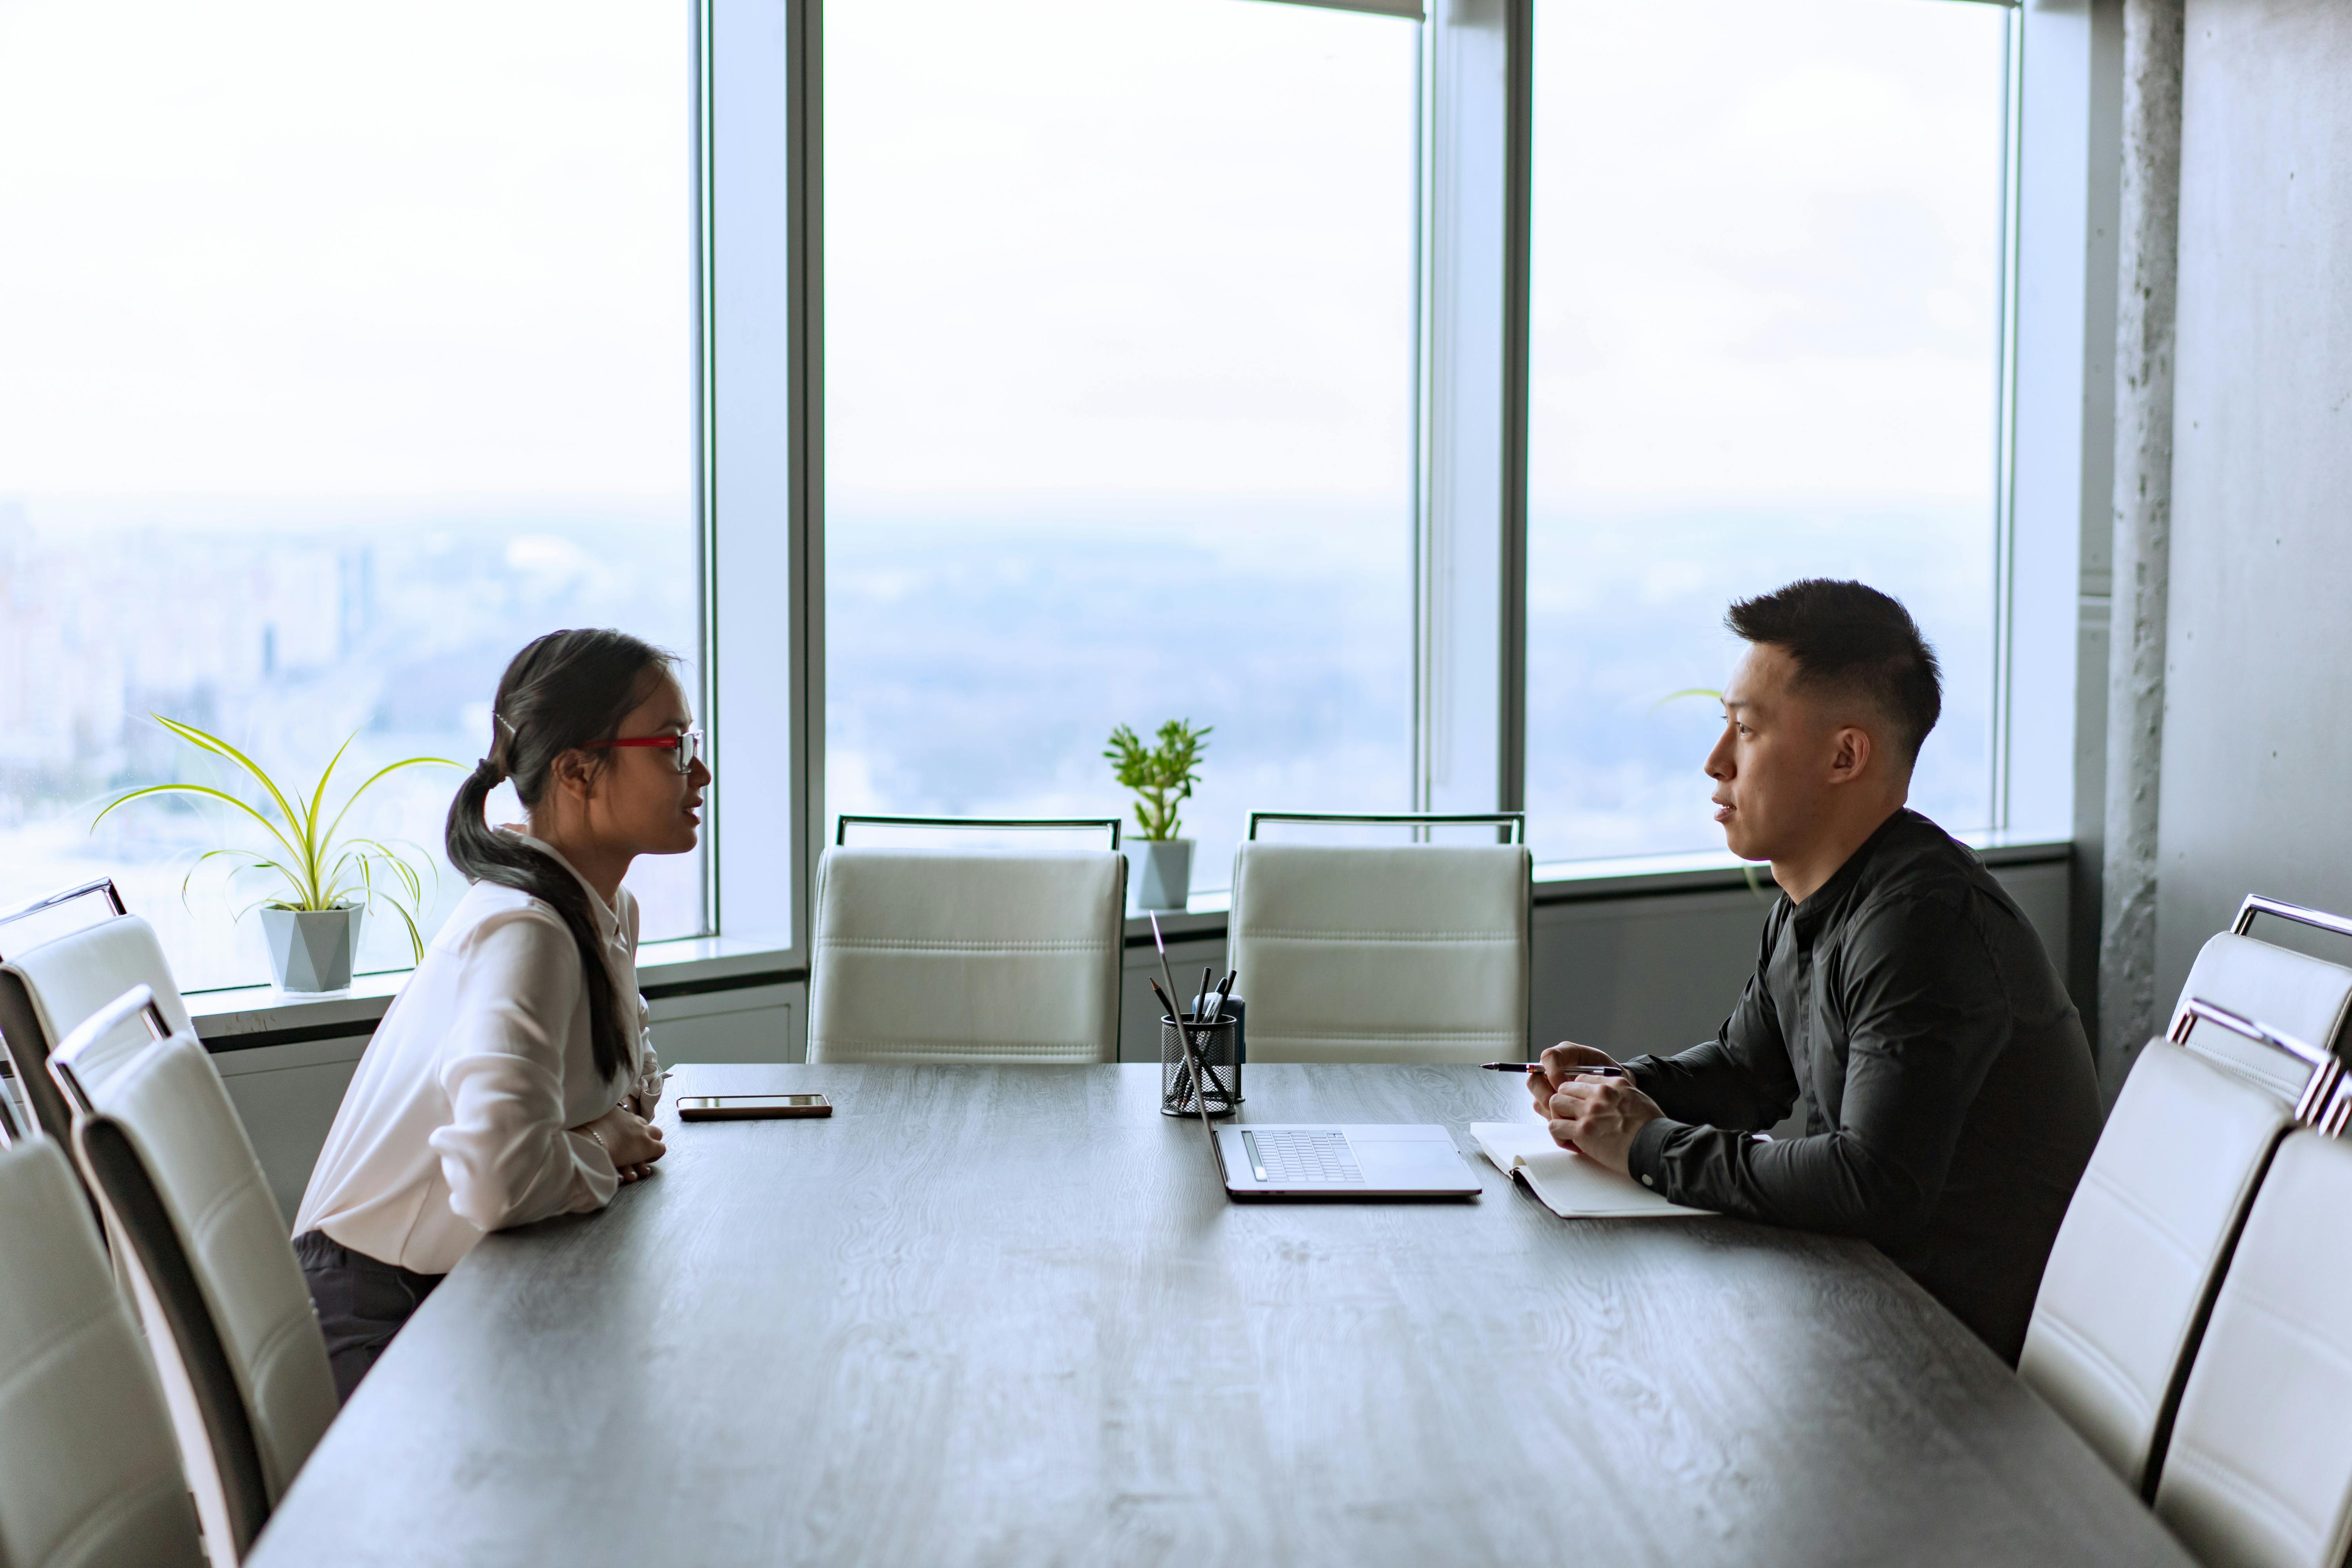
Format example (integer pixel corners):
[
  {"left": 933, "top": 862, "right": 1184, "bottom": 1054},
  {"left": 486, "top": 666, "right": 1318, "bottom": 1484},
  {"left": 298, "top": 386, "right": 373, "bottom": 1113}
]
[{"left": 1469, "top": 1123, "right": 1709, "bottom": 1219}]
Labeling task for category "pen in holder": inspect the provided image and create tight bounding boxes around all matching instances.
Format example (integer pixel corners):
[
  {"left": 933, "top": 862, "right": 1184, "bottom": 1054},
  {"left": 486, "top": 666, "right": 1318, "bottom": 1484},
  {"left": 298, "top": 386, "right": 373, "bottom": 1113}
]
[{"left": 1161, "top": 1010, "right": 1242, "bottom": 1118}]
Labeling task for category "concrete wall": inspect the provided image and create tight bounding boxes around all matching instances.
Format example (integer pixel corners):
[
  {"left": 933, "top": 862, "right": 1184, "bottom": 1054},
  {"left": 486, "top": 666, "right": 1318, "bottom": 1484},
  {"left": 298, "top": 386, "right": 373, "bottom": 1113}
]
[{"left": 2153, "top": 0, "right": 2352, "bottom": 1002}]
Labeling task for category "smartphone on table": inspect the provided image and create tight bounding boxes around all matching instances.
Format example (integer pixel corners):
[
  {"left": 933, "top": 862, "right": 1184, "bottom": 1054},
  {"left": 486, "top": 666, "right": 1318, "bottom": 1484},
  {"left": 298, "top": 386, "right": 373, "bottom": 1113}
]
[{"left": 676, "top": 1093, "right": 832, "bottom": 1121}]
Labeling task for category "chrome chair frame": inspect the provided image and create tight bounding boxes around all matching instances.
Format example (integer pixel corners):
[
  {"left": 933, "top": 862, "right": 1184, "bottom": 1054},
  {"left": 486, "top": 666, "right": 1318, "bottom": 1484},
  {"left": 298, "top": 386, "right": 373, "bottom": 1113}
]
[
  {"left": 49, "top": 985, "right": 278, "bottom": 1558},
  {"left": 2173, "top": 998, "right": 2345, "bottom": 1131},
  {"left": 2173, "top": 896, "right": 2352, "bottom": 1047},
  {"left": 45, "top": 984, "right": 174, "bottom": 1114},
  {"left": 2226, "top": 896, "right": 2352, "bottom": 1135},
  {"left": 835, "top": 814, "right": 1123, "bottom": 851},
  {"left": 0, "top": 876, "right": 129, "bottom": 960},
  {"left": 2230, "top": 892, "right": 2352, "bottom": 944},
  {"left": 1246, "top": 810, "right": 1526, "bottom": 844},
  {"left": 0, "top": 877, "right": 134, "bottom": 1146}
]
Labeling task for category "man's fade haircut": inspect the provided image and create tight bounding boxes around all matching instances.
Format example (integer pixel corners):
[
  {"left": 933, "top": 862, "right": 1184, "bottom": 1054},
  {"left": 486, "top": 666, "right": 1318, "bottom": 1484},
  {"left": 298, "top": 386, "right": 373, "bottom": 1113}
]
[{"left": 1725, "top": 579, "right": 1943, "bottom": 765}]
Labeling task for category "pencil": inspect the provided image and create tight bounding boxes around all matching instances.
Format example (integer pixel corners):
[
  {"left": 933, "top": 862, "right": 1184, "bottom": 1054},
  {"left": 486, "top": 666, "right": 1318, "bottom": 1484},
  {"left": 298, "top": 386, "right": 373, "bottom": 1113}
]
[{"left": 1480, "top": 1062, "right": 1625, "bottom": 1077}]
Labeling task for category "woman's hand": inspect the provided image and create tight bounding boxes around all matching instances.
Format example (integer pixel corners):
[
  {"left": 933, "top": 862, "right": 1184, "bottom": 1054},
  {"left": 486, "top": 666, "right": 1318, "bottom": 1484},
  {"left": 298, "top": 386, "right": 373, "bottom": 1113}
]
[{"left": 573, "top": 1103, "right": 667, "bottom": 1183}]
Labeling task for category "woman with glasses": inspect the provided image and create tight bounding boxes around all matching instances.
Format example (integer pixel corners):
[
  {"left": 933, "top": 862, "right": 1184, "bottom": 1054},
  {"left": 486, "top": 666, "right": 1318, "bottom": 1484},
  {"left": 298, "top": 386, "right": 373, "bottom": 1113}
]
[{"left": 290, "top": 628, "right": 711, "bottom": 1400}]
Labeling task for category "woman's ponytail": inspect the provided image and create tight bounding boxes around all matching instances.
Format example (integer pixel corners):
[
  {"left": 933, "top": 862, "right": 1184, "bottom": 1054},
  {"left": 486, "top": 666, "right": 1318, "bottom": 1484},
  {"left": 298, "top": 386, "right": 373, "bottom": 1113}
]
[{"left": 444, "top": 630, "right": 672, "bottom": 1086}]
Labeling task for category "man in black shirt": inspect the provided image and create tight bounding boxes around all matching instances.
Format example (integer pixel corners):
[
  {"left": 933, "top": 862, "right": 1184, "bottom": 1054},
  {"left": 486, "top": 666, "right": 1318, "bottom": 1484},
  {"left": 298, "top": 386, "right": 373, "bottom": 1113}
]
[{"left": 1531, "top": 579, "right": 2102, "bottom": 1363}]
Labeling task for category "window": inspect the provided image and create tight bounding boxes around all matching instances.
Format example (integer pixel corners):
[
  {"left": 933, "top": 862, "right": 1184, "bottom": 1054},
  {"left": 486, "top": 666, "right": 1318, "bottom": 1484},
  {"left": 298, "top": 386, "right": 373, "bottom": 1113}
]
[
  {"left": 1521, "top": 0, "right": 2011, "bottom": 863},
  {"left": 4, "top": 0, "right": 2061, "bottom": 1006},
  {"left": 824, "top": 0, "right": 1417, "bottom": 898},
  {"left": 0, "top": 0, "right": 703, "bottom": 990}
]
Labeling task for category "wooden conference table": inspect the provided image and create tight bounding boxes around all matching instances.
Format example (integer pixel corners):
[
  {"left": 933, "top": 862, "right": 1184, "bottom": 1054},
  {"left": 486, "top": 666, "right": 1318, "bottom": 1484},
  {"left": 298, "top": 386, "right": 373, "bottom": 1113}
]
[{"left": 249, "top": 1064, "right": 2193, "bottom": 1568}]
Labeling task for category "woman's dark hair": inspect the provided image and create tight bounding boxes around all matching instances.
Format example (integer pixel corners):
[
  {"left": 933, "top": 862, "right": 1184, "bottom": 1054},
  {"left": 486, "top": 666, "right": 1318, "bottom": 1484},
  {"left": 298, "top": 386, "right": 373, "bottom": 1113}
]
[
  {"left": 445, "top": 628, "right": 674, "bottom": 1085},
  {"left": 1726, "top": 579, "right": 1943, "bottom": 764}
]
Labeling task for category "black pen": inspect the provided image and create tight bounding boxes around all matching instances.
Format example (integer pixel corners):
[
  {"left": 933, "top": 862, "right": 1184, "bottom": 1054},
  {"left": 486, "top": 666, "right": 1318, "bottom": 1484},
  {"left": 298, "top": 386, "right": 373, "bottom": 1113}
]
[{"left": 1480, "top": 1062, "right": 1625, "bottom": 1078}]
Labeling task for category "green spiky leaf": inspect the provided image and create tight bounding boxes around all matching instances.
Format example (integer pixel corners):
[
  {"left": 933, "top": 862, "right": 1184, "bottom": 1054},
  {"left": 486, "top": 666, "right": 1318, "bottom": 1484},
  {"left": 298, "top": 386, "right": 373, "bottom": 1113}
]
[{"left": 95, "top": 716, "right": 459, "bottom": 964}]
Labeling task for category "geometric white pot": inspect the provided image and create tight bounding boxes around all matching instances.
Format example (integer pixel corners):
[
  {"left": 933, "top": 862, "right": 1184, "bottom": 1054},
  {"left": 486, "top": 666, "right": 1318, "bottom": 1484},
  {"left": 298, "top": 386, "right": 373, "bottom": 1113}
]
[
  {"left": 1127, "top": 838, "right": 1194, "bottom": 912},
  {"left": 259, "top": 904, "right": 363, "bottom": 993}
]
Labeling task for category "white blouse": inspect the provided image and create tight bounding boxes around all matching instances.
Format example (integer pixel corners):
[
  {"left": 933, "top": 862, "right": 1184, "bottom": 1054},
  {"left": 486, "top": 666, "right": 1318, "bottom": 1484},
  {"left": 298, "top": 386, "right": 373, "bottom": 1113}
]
[{"left": 292, "top": 835, "right": 664, "bottom": 1276}]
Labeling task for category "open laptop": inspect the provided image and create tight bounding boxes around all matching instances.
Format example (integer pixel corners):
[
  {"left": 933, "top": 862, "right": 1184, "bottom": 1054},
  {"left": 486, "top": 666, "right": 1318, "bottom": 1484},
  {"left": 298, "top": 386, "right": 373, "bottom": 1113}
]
[{"left": 1167, "top": 996, "right": 1480, "bottom": 1201}]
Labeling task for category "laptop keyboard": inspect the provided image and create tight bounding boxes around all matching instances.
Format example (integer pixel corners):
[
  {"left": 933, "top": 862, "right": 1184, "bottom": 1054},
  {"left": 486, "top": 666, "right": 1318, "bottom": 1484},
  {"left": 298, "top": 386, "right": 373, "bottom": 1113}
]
[{"left": 1247, "top": 1129, "right": 1364, "bottom": 1185}]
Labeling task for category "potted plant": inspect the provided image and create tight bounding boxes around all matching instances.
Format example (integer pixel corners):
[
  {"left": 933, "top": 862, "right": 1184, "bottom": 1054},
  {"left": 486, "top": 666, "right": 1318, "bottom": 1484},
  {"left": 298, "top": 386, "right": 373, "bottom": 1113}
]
[
  {"left": 1104, "top": 718, "right": 1210, "bottom": 911},
  {"left": 95, "top": 715, "right": 457, "bottom": 993}
]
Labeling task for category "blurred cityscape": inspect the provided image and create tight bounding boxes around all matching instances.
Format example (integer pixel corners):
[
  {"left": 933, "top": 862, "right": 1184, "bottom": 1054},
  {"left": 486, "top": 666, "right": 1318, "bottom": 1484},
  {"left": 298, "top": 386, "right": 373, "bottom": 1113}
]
[
  {"left": 0, "top": 498, "right": 701, "bottom": 991},
  {"left": 825, "top": 503, "right": 1414, "bottom": 896},
  {"left": 828, "top": 498, "right": 1992, "bottom": 898},
  {"left": 1524, "top": 503, "right": 1994, "bottom": 864},
  {"left": 0, "top": 491, "right": 1989, "bottom": 993}
]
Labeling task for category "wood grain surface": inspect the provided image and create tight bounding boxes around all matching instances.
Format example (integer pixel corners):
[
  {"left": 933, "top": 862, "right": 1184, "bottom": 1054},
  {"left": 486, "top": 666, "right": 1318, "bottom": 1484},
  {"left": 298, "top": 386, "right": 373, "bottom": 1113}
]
[{"left": 248, "top": 1065, "right": 2194, "bottom": 1568}]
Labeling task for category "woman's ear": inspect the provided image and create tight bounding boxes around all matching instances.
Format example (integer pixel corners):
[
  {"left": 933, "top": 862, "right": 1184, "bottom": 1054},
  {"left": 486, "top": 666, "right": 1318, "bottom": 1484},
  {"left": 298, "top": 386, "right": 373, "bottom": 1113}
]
[{"left": 547, "top": 747, "right": 600, "bottom": 804}]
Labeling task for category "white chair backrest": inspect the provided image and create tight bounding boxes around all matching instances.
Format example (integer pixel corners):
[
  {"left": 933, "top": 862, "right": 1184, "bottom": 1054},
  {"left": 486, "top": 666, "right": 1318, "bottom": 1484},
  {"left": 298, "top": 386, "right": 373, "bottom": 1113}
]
[
  {"left": 806, "top": 848, "right": 1127, "bottom": 1064},
  {"left": 1227, "top": 842, "right": 1530, "bottom": 1065},
  {"left": 2154, "top": 1131, "right": 2352, "bottom": 1568},
  {"left": 0, "top": 1137, "right": 205, "bottom": 1568},
  {"left": 2017, "top": 1037, "right": 2294, "bottom": 1495},
  {"left": 2169, "top": 930, "right": 2352, "bottom": 1099},
  {"left": 0, "top": 914, "right": 194, "bottom": 1144},
  {"left": 51, "top": 989, "right": 337, "bottom": 1561}
]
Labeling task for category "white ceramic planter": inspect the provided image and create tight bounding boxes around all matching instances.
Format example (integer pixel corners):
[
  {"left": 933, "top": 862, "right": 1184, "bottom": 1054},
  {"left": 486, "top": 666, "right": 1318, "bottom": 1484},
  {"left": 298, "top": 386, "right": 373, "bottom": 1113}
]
[
  {"left": 1128, "top": 838, "right": 1194, "bottom": 911},
  {"left": 260, "top": 904, "right": 363, "bottom": 993}
]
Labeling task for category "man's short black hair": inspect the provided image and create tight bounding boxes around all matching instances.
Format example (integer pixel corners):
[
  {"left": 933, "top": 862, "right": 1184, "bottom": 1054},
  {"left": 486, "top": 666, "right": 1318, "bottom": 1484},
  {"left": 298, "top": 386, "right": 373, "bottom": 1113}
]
[{"left": 1726, "top": 579, "right": 1942, "bottom": 764}]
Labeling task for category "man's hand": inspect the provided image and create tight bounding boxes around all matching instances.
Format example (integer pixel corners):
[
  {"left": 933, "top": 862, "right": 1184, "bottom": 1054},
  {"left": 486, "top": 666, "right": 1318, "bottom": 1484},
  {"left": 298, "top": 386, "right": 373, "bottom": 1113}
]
[
  {"left": 1543, "top": 1075, "right": 1664, "bottom": 1175},
  {"left": 1524, "top": 1041, "right": 1622, "bottom": 1124},
  {"left": 1524, "top": 1042, "right": 1660, "bottom": 1175}
]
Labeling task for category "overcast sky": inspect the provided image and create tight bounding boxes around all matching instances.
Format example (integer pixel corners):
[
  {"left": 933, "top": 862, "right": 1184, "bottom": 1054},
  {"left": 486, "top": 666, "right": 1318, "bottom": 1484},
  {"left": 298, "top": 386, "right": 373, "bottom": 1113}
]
[
  {"left": 0, "top": 0, "right": 691, "bottom": 502},
  {"left": 0, "top": 0, "right": 2002, "bottom": 512}
]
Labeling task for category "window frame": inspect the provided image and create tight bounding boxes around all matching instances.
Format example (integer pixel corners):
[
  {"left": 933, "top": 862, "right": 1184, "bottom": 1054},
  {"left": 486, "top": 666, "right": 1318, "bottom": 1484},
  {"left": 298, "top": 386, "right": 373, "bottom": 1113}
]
[
  {"left": 711, "top": 0, "right": 2100, "bottom": 942},
  {"left": 175, "top": 0, "right": 2112, "bottom": 1033}
]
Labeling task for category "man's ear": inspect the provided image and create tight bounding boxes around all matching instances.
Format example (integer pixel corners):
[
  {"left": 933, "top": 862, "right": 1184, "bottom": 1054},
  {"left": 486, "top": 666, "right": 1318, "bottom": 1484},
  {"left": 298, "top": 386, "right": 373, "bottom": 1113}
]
[{"left": 1828, "top": 725, "right": 1874, "bottom": 784}]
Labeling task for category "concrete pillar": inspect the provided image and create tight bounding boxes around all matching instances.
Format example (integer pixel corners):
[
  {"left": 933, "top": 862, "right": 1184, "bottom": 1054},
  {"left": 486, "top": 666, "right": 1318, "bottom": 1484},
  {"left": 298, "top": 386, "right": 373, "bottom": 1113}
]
[{"left": 2097, "top": 0, "right": 2184, "bottom": 1095}]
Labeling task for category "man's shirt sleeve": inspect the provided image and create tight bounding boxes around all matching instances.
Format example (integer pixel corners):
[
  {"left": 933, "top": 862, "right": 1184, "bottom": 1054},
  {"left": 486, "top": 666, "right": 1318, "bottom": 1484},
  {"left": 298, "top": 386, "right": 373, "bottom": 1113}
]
[
  {"left": 1619, "top": 917, "right": 1802, "bottom": 1134},
  {"left": 1624, "top": 891, "right": 2014, "bottom": 1239}
]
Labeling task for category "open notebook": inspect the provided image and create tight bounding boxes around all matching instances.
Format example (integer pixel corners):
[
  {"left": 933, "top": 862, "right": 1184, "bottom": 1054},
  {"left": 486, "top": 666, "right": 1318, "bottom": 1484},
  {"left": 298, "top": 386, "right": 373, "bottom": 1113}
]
[{"left": 1470, "top": 1123, "right": 1709, "bottom": 1219}]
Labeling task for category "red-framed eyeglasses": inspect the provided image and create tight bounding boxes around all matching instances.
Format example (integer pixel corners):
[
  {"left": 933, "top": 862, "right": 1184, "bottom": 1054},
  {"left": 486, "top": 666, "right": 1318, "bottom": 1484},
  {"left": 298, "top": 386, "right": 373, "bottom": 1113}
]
[{"left": 586, "top": 728, "right": 703, "bottom": 774}]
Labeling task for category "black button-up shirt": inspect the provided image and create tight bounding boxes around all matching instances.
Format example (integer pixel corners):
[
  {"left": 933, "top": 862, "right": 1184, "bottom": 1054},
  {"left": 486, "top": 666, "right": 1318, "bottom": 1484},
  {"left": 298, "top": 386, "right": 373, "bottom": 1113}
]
[{"left": 1622, "top": 809, "right": 2102, "bottom": 1363}]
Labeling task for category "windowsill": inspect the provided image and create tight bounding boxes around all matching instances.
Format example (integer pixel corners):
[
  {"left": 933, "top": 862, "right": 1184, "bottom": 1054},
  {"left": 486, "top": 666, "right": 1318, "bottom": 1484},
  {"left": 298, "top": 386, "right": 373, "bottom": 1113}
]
[
  {"left": 1525, "top": 829, "right": 2069, "bottom": 904},
  {"left": 188, "top": 835, "right": 2069, "bottom": 1047},
  {"left": 190, "top": 930, "right": 800, "bottom": 1049}
]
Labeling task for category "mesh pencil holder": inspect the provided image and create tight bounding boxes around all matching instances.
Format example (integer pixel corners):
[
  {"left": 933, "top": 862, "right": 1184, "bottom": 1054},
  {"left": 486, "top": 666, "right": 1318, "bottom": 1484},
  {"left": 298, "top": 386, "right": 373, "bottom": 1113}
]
[{"left": 1160, "top": 1014, "right": 1241, "bottom": 1118}]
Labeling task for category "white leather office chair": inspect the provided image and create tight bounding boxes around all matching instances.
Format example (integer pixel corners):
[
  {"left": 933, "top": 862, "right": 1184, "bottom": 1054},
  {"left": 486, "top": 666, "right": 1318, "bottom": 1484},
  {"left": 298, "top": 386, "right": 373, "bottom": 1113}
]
[
  {"left": 2152, "top": 1129, "right": 2352, "bottom": 1568},
  {"left": 2017, "top": 1022, "right": 2298, "bottom": 1496},
  {"left": 1227, "top": 815, "right": 1530, "bottom": 1065},
  {"left": 0, "top": 1134, "right": 207, "bottom": 1568},
  {"left": 806, "top": 846, "right": 1128, "bottom": 1064},
  {"left": 0, "top": 878, "right": 195, "bottom": 1147},
  {"left": 2165, "top": 895, "right": 2352, "bottom": 1100},
  {"left": 49, "top": 986, "right": 338, "bottom": 1564}
]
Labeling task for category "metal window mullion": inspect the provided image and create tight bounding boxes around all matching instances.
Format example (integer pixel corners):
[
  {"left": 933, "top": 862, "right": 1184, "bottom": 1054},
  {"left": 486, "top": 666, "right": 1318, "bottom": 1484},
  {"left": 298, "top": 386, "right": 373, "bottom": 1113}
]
[
  {"left": 795, "top": 0, "right": 826, "bottom": 955},
  {"left": 692, "top": 0, "right": 721, "bottom": 938},
  {"left": 1988, "top": 4, "right": 2028, "bottom": 835},
  {"left": 1412, "top": 0, "right": 1532, "bottom": 840},
  {"left": 1497, "top": 0, "right": 1531, "bottom": 821},
  {"left": 704, "top": 0, "right": 814, "bottom": 965}
]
